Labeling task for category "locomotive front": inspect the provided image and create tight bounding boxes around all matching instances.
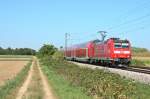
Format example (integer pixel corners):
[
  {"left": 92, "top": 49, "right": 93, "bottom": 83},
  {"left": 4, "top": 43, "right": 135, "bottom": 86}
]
[{"left": 111, "top": 38, "right": 131, "bottom": 66}]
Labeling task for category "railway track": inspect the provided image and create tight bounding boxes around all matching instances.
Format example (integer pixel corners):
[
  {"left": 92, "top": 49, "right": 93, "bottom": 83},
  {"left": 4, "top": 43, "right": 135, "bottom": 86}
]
[
  {"left": 93, "top": 63, "right": 150, "bottom": 74},
  {"left": 74, "top": 61, "right": 150, "bottom": 74},
  {"left": 124, "top": 66, "right": 150, "bottom": 74}
]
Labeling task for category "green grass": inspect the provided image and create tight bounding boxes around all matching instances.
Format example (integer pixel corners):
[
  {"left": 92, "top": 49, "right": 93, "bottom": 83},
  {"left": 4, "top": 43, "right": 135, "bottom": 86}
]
[
  {"left": 134, "top": 82, "right": 150, "bottom": 98},
  {"left": 144, "top": 60, "right": 150, "bottom": 65},
  {"left": 0, "top": 61, "right": 32, "bottom": 99},
  {"left": 130, "top": 59, "right": 150, "bottom": 67},
  {"left": 40, "top": 62, "right": 92, "bottom": 99},
  {"left": 40, "top": 57, "right": 150, "bottom": 99},
  {"left": 131, "top": 59, "right": 146, "bottom": 66}
]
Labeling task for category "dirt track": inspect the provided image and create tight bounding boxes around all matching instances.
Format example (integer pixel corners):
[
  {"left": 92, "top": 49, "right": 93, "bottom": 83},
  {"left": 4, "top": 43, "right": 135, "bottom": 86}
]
[
  {"left": 16, "top": 57, "right": 55, "bottom": 99},
  {"left": 37, "top": 60, "right": 55, "bottom": 99}
]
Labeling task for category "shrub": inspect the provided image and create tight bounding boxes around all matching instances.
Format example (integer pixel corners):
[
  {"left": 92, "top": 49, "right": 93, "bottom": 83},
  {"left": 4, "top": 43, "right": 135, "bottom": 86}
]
[
  {"left": 52, "top": 51, "right": 64, "bottom": 61},
  {"left": 37, "top": 44, "right": 57, "bottom": 58},
  {"left": 131, "top": 59, "right": 145, "bottom": 66}
]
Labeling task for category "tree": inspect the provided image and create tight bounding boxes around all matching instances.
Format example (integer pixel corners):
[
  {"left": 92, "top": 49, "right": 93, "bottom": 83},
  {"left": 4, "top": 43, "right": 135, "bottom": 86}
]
[
  {"left": 52, "top": 51, "right": 64, "bottom": 61},
  {"left": 0, "top": 47, "right": 5, "bottom": 55},
  {"left": 0, "top": 47, "right": 36, "bottom": 55},
  {"left": 38, "top": 44, "right": 57, "bottom": 57},
  {"left": 132, "top": 47, "right": 149, "bottom": 53}
]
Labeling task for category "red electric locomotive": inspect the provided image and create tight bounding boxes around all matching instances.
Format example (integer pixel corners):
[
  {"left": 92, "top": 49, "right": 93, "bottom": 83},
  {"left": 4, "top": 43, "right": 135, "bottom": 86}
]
[{"left": 65, "top": 38, "right": 131, "bottom": 67}]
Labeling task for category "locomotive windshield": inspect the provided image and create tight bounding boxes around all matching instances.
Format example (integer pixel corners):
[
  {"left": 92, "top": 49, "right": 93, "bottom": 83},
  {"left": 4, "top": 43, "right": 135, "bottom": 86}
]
[
  {"left": 114, "top": 43, "right": 129, "bottom": 48},
  {"left": 122, "top": 43, "right": 129, "bottom": 48}
]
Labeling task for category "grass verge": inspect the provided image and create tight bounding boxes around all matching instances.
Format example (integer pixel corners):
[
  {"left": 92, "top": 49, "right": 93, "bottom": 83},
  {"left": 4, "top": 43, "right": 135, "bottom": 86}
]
[
  {"left": 130, "top": 59, "right": 150, "bottom": 67},
  {"left": 40, "top": 57, "right": 150, "bottom": 99},
  {"left": 40, "top": 61, "right": 92, "bottom": 99},
  {"left": 131, "top": 59, "right": 146, "bottom": 66},
  {"left": 0, "top": 61, "right": 32, "bottom": 99}
]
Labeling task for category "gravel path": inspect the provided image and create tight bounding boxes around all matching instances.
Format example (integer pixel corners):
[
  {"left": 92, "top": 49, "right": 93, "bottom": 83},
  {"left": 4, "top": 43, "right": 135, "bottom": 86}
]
[{"left": 72, "top": 62, "right": 150, "bottom": 85}]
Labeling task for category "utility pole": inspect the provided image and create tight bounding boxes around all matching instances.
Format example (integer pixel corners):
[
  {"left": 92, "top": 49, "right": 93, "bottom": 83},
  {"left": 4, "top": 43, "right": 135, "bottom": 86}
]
[{"left": 65, "top": 33, "right": 70, "bottom": 57}]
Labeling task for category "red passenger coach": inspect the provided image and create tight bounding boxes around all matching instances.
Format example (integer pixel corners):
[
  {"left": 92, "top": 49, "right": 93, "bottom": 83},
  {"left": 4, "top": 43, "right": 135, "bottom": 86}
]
[{"left": 65, "top": 38, "right": 131, "bottom": 67}]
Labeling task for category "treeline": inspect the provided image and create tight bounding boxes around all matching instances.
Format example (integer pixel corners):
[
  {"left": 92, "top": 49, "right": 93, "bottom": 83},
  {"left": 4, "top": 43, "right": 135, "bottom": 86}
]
[
  {"left": 132, "top": 47, "right": 149, "bottom": 53},
  {"left": 0, "top": 47, "right": 36, "bottom": 55},
  {"left": 132, "top": 47, "right": 150, "bottom": 57}
]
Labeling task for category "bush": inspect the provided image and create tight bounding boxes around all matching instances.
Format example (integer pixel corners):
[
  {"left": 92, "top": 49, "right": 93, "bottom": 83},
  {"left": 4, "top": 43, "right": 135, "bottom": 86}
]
[
  {"left": 131, "top": 59, "right": 145, "bottom": 66},
  {"left": 37, "top": 44, "right": 57, "bottom": 58},
  {"left": 132, "top": 47, "right": 149, "bottom": 53},
  {"left": 52, "top": 51, "right": 64, "bottom": 61},
  {"left": 132, "top": 47, "right": 150, "bottom": 57}
]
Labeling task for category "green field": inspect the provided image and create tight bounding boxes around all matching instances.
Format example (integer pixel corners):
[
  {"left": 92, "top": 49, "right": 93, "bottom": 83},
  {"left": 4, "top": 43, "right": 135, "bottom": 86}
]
[
  {"left": 131, "top": 47, "right": 150, "bottom": 67},
  {"left": 131, "top": 57, "right": 150, "bottom": 67}
]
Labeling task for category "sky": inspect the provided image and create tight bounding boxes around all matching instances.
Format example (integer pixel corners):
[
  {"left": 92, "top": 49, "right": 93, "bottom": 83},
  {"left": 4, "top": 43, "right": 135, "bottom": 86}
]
[{"left": 0, "top": 0, "right": 150, "bottom": 50}]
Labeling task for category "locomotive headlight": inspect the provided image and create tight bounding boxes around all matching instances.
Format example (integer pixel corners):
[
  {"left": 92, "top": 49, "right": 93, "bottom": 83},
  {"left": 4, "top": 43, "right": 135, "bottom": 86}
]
[
  {"left": 123, "top": 51, "right": 130, "bottom": 54},
  {"left": 114, "top": 51, "right": 121, "bottom": 54}
]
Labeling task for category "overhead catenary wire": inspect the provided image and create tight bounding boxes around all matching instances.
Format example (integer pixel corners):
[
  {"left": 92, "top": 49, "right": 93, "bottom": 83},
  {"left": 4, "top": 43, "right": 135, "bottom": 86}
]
[
  {"left": 120, "top": 22, "right": 150, "bottom": 33},
  {"left": 68, "top": 33, "right": 98, "bottom": 45},
  {"left": 109, "top": 16, "right": 150, "bottom": 33},
  {"left": 107, "top": 20, "right": 150, "bottom": 40},
  {"left": 114, "top": 0, "right": 150, "bottom": 20},
  {"left": 107, "top": 0, "right": 150, "bottom": 31},
  {"left": 108, "top": 13, "right": 150, "bottom": 31},
  {"left": 67, "top": 1, "right": 150, "bottom": 46}
]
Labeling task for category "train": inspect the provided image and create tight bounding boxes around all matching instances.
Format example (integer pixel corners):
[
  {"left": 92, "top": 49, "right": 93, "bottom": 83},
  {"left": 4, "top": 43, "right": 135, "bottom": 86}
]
[{"left": 64, "top": 38, "right": 131, "bottom": 67}]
